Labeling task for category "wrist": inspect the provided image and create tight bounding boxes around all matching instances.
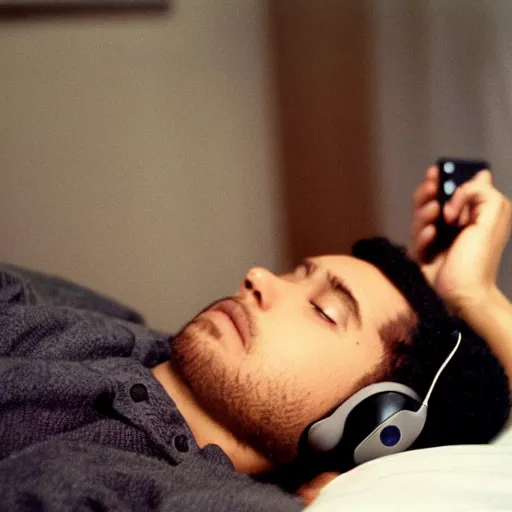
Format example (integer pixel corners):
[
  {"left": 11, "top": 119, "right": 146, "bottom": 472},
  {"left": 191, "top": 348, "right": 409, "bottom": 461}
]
[{"left": 452, "top": 285, "right": 503, "bottom": 321}]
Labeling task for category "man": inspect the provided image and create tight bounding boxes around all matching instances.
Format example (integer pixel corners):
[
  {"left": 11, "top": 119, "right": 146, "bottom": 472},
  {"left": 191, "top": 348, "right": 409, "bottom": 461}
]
[{"left": 0, "top": 167, "right": 510, "bottom": 510}]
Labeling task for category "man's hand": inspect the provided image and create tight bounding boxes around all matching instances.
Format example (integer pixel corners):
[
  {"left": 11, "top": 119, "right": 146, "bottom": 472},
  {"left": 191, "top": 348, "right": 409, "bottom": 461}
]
[
  {"left": 296, "top": 472, "right": 339, "bottom": 505},
  {"left": 410, "top": 166, "right": 511, "bottom": 314}
]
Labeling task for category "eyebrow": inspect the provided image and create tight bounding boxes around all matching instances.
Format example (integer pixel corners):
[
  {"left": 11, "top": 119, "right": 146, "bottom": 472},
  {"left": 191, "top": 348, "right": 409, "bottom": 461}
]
[{"left": 304, "top": 259, "right": 362, "bottom": 326}]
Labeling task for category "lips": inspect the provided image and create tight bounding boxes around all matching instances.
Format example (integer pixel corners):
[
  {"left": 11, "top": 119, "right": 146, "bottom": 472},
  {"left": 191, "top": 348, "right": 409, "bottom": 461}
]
[{"left": 210, "top": 298, "right": 253, "bottom": 350}]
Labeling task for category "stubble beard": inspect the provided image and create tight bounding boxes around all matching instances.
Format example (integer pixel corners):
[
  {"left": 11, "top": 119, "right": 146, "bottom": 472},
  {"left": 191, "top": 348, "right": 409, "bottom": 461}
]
[{"left": 171, "top": 307, "right": 309, "bottom": 465}]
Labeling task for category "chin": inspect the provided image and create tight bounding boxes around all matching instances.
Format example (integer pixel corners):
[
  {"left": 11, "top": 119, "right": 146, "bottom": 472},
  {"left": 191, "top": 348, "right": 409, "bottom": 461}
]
[{"left": 172, "top": 317, "right": 309, "bottom": 465}]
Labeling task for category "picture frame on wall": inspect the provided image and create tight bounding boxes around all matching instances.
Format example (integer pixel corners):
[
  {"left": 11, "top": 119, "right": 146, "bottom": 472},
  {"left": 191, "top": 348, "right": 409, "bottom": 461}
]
[{"left": 0, "top": 0, "right": 168, "bottom": 10}]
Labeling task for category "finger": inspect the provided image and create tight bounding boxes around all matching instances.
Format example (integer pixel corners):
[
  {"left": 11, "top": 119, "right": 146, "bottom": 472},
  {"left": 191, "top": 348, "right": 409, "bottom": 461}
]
[
  {"left": 412, "top": 224, "right": 436, "bottom": 260},
  {"left": 425, "top": 165, "right": 439, "bottom": 182},
  {"left": 413, "top": 166, "right": 439, "bottom": 208},
  {"left": 474, "top": 169, "right": 493, "bottom": 185},
  {"left": 443, "top": 179, "right": 493, "bottom": 223},
  {"left": 413, "top": 180, "right": 438, "bottom": 209},
  {"left": 457, "top": 204, "right": 472, "bottom": 227},
  {"left": 412, "top": 200, "right": 440, "bottom": 237}
]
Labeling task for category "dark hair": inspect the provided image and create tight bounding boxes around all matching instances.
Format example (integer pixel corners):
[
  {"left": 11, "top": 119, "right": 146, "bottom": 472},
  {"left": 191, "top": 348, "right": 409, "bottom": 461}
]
[{"left": 353, "top": 237, "right": 511, "bottom": 448}]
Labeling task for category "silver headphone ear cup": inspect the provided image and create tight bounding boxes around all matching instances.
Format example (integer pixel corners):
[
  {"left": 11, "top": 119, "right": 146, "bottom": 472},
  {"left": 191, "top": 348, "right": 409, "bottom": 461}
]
[
  {"left": 354, "top": 405, "right": 428, "bottom": 465},
  {"left": 306, "top": 332, "right": 461, "bottom": 468},
  {"left": 307, "top": 382, "right": 421, "bottom": 453}
]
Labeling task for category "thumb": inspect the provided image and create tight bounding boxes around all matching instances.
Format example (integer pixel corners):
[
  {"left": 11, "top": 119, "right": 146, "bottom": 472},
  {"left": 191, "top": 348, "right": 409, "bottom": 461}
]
[{"left": 443, "top": 172, "right": 493, "bottom": 224}]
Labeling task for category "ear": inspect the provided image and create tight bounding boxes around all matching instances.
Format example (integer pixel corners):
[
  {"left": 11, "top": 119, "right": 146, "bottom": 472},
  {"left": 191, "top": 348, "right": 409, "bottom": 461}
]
[{"left": 296, "top": 472, "right": 339, "bottom": 505}]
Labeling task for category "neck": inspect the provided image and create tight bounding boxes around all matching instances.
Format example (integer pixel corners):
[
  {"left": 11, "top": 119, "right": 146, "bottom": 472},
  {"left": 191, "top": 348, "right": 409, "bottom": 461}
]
[{"left": 151, "top": 360, "right": 274, "bottom": 475}]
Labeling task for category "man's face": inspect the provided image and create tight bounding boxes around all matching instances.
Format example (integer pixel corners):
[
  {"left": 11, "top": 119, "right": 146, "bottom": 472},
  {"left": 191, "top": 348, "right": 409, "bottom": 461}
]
[{"left": 172, "top": 255, "right": 412, "bottom": 463}]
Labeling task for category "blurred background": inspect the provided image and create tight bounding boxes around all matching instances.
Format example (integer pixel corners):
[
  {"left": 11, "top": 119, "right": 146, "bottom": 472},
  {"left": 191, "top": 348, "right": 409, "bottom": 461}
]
[{"left": 1, "top": 0, "right": 511, "bottom": 332}]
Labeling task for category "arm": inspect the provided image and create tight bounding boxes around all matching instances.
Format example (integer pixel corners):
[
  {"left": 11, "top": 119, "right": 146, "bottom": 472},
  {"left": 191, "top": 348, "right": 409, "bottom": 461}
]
[
  {"left": 410, "top": 166, "right": 512, "bottom": 386},
  {"left": 0, "top": 264, "right": 153, "bottom": 359},
  {"left": 1, "top": 263, "right": 144, "bottom": 324},
  {"left": 458, "top": 287, "right": 512, "bottom": 389},
  {"left": 0, "top": 267, "right": 145, "bottom": 359}
]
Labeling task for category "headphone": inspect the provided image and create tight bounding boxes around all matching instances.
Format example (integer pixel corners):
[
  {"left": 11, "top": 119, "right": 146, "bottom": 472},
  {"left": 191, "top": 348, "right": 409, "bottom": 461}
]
[{"left": 306, "top": 330, "right": 462, "bottom": 466}]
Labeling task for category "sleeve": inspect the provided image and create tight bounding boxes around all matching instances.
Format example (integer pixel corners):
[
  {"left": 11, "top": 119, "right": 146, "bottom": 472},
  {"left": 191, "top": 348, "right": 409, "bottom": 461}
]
[
  {"left": 0, "top": 264, "right": 144, "bottom": 324},
  {"left": 0, "top": 266, "right": 39, "bottom": 307},
  {"left": 0, "top": 440, "right": 305, "bottom": 512},
  {"left": 0, "top": 267, "right": 144, "bottom": 359}
]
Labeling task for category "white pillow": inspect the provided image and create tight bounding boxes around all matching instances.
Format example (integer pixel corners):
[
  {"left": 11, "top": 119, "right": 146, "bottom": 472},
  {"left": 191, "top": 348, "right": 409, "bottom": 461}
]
[{"left": 305, "top": 443, "right": 512, "bottom": 511}]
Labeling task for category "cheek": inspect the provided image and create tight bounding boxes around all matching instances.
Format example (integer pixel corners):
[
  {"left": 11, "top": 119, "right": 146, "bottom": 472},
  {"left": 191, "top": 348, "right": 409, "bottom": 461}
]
[
  {"left": 248, "top": 318, "right": 355, "bottom": 395},
  {"left": 247, "top": 316, "right": 384, "bottom": 405},
  {"left": 253, "top": 314, "right": 337, "bottom": 360}
]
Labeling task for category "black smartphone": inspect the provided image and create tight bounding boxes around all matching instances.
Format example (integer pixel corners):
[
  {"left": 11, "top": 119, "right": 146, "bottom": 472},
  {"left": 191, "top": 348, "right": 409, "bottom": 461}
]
[{"left": 426, "top": 158, "right": 490, "bottom": 259}]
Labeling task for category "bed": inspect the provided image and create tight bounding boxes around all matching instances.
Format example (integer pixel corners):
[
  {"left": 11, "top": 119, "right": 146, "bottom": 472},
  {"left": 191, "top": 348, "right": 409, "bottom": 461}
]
[{"left": 305, "top": 424, "right": 512, "bottom": 511}]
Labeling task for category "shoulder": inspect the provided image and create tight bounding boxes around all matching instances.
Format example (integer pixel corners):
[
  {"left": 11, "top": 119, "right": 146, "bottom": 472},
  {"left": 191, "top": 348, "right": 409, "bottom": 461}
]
[{"left": 0, "top": 264, "right": 39, "bottom": 306}]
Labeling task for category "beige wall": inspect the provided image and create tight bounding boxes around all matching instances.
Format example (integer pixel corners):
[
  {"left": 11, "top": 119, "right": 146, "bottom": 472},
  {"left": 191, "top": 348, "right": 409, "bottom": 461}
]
[
  {"left": 0, "top": 0, "right": 285, "bottom": 331},
  {"left": 3, "top": 0, "right": 510, "bottom": 335}
]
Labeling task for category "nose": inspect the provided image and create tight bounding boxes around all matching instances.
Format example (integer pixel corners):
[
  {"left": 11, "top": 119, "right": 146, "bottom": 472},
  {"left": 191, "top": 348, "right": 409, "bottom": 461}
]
[{"left": 240, "top": 267, "right": 280, "bottom": 311}]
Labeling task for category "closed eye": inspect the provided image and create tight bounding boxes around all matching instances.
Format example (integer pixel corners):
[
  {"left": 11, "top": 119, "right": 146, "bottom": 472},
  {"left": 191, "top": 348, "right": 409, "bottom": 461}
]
[{"left": 310, "top": 301, "right": 336, "bottom": 325}]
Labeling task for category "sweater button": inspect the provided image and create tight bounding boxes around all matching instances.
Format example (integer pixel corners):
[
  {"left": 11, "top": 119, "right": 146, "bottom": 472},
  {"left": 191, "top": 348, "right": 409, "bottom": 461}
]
[
  {"left": 174, "top": 434, "right": 189, "bottom": 453},
  {"left": 129, "top": 383, "right": 149, "bottom": 403}
]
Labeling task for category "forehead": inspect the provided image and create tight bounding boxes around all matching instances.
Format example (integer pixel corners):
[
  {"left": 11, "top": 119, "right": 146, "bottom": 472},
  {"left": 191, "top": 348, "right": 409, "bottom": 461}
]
[{"left": 311, "top": 254, "right": 411, "bottom": 328}]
